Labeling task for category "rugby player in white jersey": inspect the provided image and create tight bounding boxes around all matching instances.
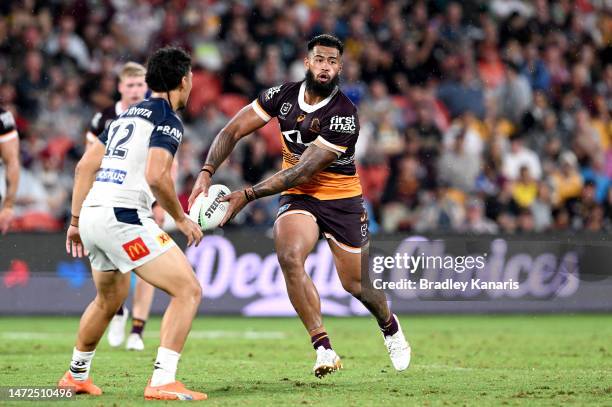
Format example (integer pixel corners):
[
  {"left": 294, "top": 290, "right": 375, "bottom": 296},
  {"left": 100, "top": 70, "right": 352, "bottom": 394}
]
[
  {"left": 85, "top": 62, "right": 157, "bottom": 351},
  {"left": 59, "top": 47, "right": 207, "bottom": 401}
]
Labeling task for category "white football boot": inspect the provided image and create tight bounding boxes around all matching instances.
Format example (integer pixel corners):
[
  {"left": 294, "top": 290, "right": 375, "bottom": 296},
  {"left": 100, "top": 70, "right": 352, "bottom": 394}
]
[
  {"left": 107, "top": 306, "right": 128, "bottom": 347},
  {"left": 125, "top": 333, "right": 145, "bottom": 351},
  {"left": 383, "top": 314, "right": 411, "bottom": 371},
  {"left": 313, "top": 346, "right": 342, "bottom": 378}
]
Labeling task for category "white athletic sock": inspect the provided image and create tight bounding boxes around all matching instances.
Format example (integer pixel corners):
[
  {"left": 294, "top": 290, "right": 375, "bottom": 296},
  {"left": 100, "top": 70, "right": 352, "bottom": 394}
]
[
  {"left": 151, "top": 347, "right": 180, "bottom": 387},
  {"left": 69, "top": 348, "right": 95, "bottom": 381}
]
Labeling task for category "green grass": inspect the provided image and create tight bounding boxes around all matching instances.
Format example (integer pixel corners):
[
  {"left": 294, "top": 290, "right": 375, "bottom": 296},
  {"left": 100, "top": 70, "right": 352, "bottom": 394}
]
[{"left": 0, "top": 315, "right": 611, "bottom": 406}]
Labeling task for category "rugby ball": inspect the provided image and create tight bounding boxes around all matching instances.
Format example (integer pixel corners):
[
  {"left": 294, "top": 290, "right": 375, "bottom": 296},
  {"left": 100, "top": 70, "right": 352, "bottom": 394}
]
[{"left": 189, "top": 184, "right": 231, "bottom": 230}]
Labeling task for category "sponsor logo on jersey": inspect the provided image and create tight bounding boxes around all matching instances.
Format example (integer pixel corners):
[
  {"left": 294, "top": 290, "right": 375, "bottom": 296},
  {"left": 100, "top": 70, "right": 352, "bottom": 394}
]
[
  {"left": 122, "top": 237, "right": 150, "bottom": 261},
  {"left": 280, "top": 102, "right": 292, "bottom": 116},
  {"left": 123, "top": 106, "right": 152, "bottom": 118},
  {"left": 264, "top": 85, "right": 281, "bottom": 101},
  {"left": 95, "top": 168, "right": 127, "bottom": 184},
  {"left": 309, "top": 117, "right": 320, "bottom": 133},
  {"left": 156, "top": 232, "right": 172, "bottom": 246},
  {"left": 329, "top": 115, "right": 356, "bottom": 134},
  {"left": 297, "top": 114, "right": 306, "bottom": 122},
  {"left": 282, "top": 130, "right": 311, "bottom": 146},
  {"left": 360, "top": 211, "right": 367, "bottom": 223},
  {"left": 156, "top": 125, "right": 183, "bottom": 142},
  {"left": 277, "top": 204, "right": 291, "bottom": 216},
  {"left": 0, "top": 111, "right": 15, "bottom": 128}
]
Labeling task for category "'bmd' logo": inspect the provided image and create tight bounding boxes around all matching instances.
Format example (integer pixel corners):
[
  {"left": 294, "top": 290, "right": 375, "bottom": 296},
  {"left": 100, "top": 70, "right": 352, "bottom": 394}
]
[{"left": 122, "top": 237, "right": 150, "bottom": 261}]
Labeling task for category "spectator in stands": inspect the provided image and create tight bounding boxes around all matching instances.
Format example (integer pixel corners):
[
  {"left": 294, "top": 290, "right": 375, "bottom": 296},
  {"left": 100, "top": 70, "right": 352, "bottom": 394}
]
[
  {"left": 458, "top": 198, "right": 498, "bottom": 234},
  {"left": 511, "top": 166, "right": 538, "bottom": 208},
  {"left": 502, "top": 134, "right": 542, "bottom": 180},
  {"left": 496, "top": 60, "right": 533, "bottom": 123},
  {"left": 438, "top": 127, "right": 481, "bottom": 192}
]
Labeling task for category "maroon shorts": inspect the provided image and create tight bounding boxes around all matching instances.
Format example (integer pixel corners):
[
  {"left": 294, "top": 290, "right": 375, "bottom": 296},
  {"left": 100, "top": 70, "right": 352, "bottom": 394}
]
[{"left": 276, "top": 194, "right": 369, "bottom": 252}]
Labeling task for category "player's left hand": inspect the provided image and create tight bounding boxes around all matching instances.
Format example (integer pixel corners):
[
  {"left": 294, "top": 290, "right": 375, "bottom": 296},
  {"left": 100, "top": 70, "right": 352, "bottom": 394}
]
[
  {"left": 66, "top": 225, "right": 86, "bottom": 258},
  {"left": 218, "top": 190, "right": 249, "bottom": 227},
  {"left": 0, "top": 206, "right": 14, "bottom": 234}
]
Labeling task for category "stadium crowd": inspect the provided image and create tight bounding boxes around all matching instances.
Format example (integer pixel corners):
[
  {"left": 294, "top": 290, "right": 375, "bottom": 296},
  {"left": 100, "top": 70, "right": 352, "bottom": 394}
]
[{"left": 0, "top": 0, "right": 610, "bottom": 234}]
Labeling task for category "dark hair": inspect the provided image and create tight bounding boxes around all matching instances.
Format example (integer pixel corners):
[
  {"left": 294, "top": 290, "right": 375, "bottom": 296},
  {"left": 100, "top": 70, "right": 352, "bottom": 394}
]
[
  {"left": 307, "top": 34, "right": 343, "bottom": 55},
  {"left": 145, "top": 47, "right": 191, "bottom": 92}
]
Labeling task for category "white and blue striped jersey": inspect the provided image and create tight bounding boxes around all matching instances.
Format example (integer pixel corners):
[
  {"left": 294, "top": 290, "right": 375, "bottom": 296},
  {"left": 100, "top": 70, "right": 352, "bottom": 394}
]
[{"left": 83, "top": 98, "right": 183, "bottom": 212}]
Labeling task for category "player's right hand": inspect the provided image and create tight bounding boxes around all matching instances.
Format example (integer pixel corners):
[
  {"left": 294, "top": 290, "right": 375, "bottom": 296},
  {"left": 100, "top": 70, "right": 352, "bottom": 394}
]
[
  {"left": 188, "top": 171, "right": 212, "bottom": 210},
  {"left": 176, "top": 216, "right": 203, "bottom": 247},
  {"left": 66, "top": 225, "right": 86, "bottom": 258}
]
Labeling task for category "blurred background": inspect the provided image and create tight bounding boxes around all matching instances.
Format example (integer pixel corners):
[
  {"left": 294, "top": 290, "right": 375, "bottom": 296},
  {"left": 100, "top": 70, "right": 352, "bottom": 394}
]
[{"left": 0, "top": 0, "right": 610, "bottom": 235}]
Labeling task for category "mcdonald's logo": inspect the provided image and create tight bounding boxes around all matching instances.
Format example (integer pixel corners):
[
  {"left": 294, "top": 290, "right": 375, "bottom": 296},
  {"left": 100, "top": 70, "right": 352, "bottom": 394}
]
[
  {"left": 156, "top": 232, "right": 172, "bottom": 247},
  {"left": 122, "top": 237, "right": 150, "bottom": 261}
]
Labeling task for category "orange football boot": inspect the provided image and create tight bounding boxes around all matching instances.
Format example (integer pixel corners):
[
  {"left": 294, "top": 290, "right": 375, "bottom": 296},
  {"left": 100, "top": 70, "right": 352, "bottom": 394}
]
[
  {"left": 144, "top": 379, "right": 207, "bottom": 401},
  {"left": 58, "top": 371, "right": 102, "bottom": 395}
]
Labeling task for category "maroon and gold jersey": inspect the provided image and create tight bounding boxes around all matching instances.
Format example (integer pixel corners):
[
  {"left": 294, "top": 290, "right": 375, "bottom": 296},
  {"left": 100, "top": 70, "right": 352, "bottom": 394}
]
[{"left": 252, "top": 81, "right": 362, "bottom": 200}]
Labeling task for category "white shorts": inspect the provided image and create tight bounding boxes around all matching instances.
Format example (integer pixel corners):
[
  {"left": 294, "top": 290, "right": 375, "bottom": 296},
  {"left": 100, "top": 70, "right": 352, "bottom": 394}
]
[{"left": 79, "top": 206, "right": 176, "bottom": 273}]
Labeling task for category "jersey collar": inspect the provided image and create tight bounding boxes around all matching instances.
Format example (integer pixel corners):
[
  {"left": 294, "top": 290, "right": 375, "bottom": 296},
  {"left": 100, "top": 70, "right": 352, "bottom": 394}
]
[{"left": 298, "top": 81, "right": 338, "bottom": 113}]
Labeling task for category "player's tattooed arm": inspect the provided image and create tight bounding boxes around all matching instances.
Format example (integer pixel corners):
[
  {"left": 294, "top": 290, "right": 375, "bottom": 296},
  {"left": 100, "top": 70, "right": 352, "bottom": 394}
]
[
  {"left": 204, "top": 105, "right": 268, "bottom": 171},
  {"left": 251, "top": 145, "right": 337, "bottom": 199},
  {"left": 218, "top": 144, "right": 337, "bottom": 226},
  {"left": 189, "top": 105, "right": 267, "bottom": 208}
]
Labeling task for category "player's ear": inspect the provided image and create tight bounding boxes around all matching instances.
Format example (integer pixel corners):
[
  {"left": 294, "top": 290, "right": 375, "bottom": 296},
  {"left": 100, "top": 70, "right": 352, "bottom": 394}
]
[{"left": 303, "top": 54, "right": 310, "bottom": 70}]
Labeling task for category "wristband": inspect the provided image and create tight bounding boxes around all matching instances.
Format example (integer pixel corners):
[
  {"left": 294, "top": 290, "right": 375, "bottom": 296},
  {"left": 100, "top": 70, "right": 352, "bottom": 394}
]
[
  {"left": 244, "top": 187, "right": 257, "bottom": 202},
  {"left": 200, "top": 164, "right": 215, "bottom": 176}
]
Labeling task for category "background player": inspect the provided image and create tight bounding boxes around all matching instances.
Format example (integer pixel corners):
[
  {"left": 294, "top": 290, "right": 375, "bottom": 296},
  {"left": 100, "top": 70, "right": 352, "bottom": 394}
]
[
  {"left": 0, "top": 106, "right": 20, "bottom": 234},
  {"left": 189, "top": 34, "right": 410, "bottom": 378},
  {"left": 85, "top": 62, "right": 156, "bottom": 351},
  {"left": 60, "top": 47, "right": 206, "bottom": 400}
]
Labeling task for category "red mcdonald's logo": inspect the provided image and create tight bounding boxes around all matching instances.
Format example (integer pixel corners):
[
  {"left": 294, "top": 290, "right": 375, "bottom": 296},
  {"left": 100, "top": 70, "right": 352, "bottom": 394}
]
[{"left": 122, "top": 237, "right": 150, "bottom": 261}]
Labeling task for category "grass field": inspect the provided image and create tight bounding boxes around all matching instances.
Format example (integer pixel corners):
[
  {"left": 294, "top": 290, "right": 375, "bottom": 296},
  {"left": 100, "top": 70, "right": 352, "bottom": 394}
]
[{"left": 0, "top": 315, "right": 611, "bottom": 406}]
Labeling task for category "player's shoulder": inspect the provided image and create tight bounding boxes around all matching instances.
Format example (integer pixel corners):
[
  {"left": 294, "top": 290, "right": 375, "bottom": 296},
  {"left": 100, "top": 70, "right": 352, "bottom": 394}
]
[
  {"left": 321, "top": 88, "right": 358, "bottom": 122},
  {"left": 0, "top": 107, "right": 15, "bottom": 125},
  {"left": 102, "top": 103, "right": 119, "bottom": 117},
  {"left": 261, "top": 81, "right": 301, "bottom": 100},
  {"left": 0, "top": 107, "right": 17, "bottom": 137},
  {"left": 92, "top": 104, "right": 117, "bottom": 127},
  {"left": 332, "top": 89, "right": 358, "bottom": 114},
  {"left": 123, "top": 98, "right": 182, "bottom": 127}
]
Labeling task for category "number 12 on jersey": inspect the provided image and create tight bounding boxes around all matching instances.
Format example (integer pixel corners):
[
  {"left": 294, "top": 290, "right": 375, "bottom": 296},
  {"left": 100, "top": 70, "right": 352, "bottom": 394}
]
[{"left": 105, "top": 121, "right": 135, "bottom": 159}]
